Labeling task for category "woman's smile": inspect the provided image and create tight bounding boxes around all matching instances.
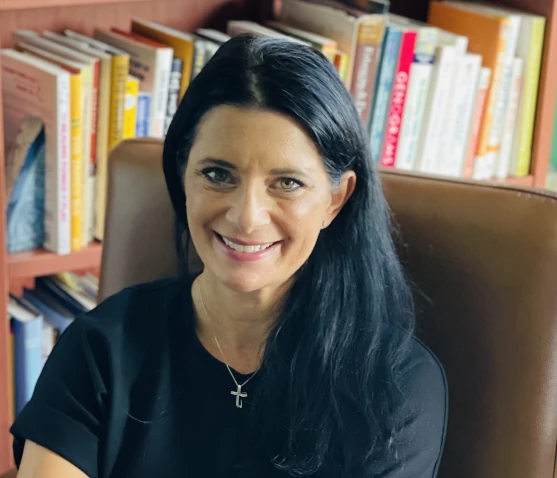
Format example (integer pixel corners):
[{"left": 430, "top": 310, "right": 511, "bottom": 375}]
[{"left": 213, "top": 232, "right": 283, "bottom": 262}]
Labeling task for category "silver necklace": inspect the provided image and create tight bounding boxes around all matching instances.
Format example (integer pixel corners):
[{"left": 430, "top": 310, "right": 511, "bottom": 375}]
[{"left": 197, "top": 284, "right": 259, "bottom": 409}]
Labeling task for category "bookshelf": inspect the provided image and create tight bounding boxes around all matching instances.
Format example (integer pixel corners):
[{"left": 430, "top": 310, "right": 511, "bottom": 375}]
[{"left": 0, "top": 0, "right": 555, "bottom": 474}]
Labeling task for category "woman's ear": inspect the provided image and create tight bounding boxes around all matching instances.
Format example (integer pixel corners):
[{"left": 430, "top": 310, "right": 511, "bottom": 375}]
[{"left": 325, "top": 171, "right": 356, "bottom": 225}]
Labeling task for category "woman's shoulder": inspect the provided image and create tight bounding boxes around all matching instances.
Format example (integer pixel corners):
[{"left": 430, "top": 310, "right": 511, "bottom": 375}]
[
  {"left": 73, "top": 277, "right": 191, "bottom": 344},
  {"left": 398, "top": 335, "right": 448, "bottom": 447},
  {"left": 404, "top": 335, "right": 447, "bottom": 399}
]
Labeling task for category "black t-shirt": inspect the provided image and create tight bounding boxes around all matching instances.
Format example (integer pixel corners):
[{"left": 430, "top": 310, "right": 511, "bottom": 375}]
[{"left": 11, "top": 277, "right": 448, "bottom": 477}]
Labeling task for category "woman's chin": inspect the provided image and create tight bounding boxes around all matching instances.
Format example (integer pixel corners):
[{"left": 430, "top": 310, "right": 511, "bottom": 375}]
[{"left": 212, "top": 268, "right": 275, "bottom": 294}]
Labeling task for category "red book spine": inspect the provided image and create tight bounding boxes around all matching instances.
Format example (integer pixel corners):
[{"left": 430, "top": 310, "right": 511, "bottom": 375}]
[{"left": 380, "top": 30, "right": 417, "bottom": 167}]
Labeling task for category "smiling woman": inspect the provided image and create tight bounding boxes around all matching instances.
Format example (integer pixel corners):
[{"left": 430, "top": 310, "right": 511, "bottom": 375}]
[{"left": 10, "top": 34, "right": 447, "bottom": 478}]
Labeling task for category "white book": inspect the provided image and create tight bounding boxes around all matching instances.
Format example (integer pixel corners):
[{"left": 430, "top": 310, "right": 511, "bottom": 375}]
[
  {"left": 428, "top": 30, "right": 469, "bottom": 175},
  {"left": 496, "top": 57, "right": 523, "bottom": 178},
  {"left": 2, "top": 48, "right": 71, "bottom": 254},
  {"left": 415, "top": 30, "right": 467, "bottom": 173},
  {"left": 93, "top": 29, "right": 172, "bottom": 138},
  {"left": 12, "top": 30, "right": 98, "bottom": 246},
  {"left": 441, "top": 53, "right": 482, "bottom": 177}
]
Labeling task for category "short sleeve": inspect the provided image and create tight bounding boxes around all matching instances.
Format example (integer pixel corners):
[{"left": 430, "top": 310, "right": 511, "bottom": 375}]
[
  {"left": 379, "top": 341, "right": 449, "bottom": 478},
  {"left": 10, "top": 315, "right": 110, "bottom": 478}
]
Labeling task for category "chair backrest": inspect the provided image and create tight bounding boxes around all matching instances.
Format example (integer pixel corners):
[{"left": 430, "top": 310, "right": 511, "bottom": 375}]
[{"left": 100, "top": 138, "right": 557, "bottom": 478}]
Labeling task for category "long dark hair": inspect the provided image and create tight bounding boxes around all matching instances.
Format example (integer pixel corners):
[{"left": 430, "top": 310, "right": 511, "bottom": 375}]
[{"left": 163, "top": 34, "right": 415, "bottom": 477}]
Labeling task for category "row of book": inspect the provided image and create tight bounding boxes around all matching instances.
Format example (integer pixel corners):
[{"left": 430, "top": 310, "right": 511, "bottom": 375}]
[
  {"left": 3, "top": 20, "right": 231, "bottom": 254},
  {"left": 8, "top": 272, "right": 98, "bottom": 417},
  {"left": 3, "top": 0, "right": 547, "bottom": 256},
  {"left": 272, "top": 0, "right": 546, "bottom": 181}
]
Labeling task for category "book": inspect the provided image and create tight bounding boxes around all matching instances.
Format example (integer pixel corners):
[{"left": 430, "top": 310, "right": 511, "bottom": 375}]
[
  {"left": 428, "top": 2, "right": 510, "bottom": 180},
  {"left": 16, "top": 41, "right": 85, "bottom": 251},
  {"left": 442, "top": 53, "right": 483, "bottom": 177},
  {"left": 227, "top": 20, "right": 311, "bottom": 45},
  {"left": 196, "top": 28, "right": 231, "bottom": 45},
  {"left": 165, "top": 58, "right": 182, "bottom": 135},
  {"left": 369, "top": 24, "right": 402, "bottom": 162},
  {"left": 390, "top": 16, "right": 438, "bottom": 171},
  {"left": 136, "top": 92, "right": 151, "bottom": 137},
  {"left": 2, "top": 48, "right": 71, "bottom": 254},
  {"left": 123, "top": 75, "right": 139, "bottom": 139},
  {"left": 23, "top": 287, "right": 74, "bottom": 336},
  {"left": 130, "top": 18, "right": 196, "bottom": 100},
  {"left": 279, "top": 0, "right": 385, "bottom": 128},
  {"left": 8, "top": 294, "right": 43, "bottom": 415},
  {"left": 94, "top": 28, "right": 172, "bottom": 139},
  {"left": 414, "top": 30, "right": 468, "bottom": 174},
  {"left": 496, "top": 57, "right": 523, "bottom": 179},
  {"left": 379, "top": 25, "right": 417, "bottom": 167},
  {"left": 265, "top": 20, "right": 338, "bottom": 63},
  {"left": 4, "top": 117, "right": 45, "bottom": 253},
  {"left": 462, "top": 67, "right": 492, "bottom": 178}
]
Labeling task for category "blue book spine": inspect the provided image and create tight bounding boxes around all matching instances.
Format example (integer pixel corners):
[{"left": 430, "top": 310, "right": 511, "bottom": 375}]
[
  {"left": 369, "top": 26, "right": 403, "bottom": 163},
  {"left": 136, "top": 92, "right": 151, "bottom": 138},
  {"left": 11, "top": 314, "right": 43, "bottom": 415}
]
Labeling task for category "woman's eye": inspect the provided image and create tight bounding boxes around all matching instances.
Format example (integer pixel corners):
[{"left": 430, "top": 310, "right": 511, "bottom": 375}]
[
  {"left": 203, "top": 168, "right": 232, "bottom": 184},
  {"left": 277, "top": 178, "right": 304, "bottom": 191}
]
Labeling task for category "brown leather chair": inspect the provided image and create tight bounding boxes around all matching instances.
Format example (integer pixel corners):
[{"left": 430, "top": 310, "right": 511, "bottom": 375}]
[{"left": 100, "top": 137, "right": 557, "bottom": 478}]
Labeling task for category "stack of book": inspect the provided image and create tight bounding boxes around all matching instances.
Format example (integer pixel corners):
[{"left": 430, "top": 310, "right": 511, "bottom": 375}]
[
  {"left": 2, "top": 0, "right": 547, "bottom": 256},
  {"left": 7, "top": 272, "right": 98, "bottom": 417}
]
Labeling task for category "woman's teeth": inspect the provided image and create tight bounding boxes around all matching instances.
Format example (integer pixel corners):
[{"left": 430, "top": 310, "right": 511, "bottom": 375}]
[{"left": 222, "top": 236, "right": 274, "bottom": 253}]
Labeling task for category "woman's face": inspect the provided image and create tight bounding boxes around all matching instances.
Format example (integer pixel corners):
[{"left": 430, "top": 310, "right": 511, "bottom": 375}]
[{"left": 184, "top": 105, "right": 355, "bottom": 293}]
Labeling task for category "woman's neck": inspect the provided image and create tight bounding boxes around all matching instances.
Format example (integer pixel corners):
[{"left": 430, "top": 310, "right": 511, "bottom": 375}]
[{"left": 192, "top": 271, "right": 290, "bottom": 373}]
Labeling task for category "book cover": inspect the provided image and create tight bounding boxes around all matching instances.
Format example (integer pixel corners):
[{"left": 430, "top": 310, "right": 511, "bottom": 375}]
[
  {"left": 2, "top": 48, "right": 71, "bottom": 254},
  {"left": 5, "top": 117, "right": 45, "bottom": 253}
]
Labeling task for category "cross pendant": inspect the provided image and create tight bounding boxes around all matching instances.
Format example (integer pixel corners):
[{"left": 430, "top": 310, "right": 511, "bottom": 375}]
[{"left": 231, "top": 384, "right": 248, "bottom": 409}]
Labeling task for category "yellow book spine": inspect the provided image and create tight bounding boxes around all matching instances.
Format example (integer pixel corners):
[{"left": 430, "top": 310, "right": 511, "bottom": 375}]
[
  {"left": 108, "top": 54, "right": 130, "bottom": 150},
  {"left": 123, "top": 75, "right": 139, "bottom": 140},
  {"left": 516, "top": 18, "right": 546, "bottom": 176},
  {"left": 334, "top": 50, "right": 350, "bottom": 87},
  {"left": 70, "top": 73, "right": 83, "bottom": 251}
]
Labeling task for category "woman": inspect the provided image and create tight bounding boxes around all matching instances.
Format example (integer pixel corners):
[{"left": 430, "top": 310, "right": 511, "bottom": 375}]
[{"left": 11, "top": 34, "right": 447, "bottom": 477}]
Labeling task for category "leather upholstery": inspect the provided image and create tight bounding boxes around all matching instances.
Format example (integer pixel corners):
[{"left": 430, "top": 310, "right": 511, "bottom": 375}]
[{"left": 100, "top": 137, "right": 557, "bottom": 478}]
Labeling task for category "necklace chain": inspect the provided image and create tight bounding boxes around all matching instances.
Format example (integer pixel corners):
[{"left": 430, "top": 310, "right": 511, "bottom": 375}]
[{"left": 197, "top": 283, "right": 260, "bottom": 392}]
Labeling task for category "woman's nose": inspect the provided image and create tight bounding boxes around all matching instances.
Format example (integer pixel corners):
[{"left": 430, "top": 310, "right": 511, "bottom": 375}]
[{"left": 224, "top": 182, "right": 272, "bottom": 234}]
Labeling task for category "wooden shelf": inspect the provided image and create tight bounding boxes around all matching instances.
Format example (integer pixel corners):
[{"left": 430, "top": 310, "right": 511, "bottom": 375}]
[
  {"left": 8, "top": 242, "right": 102, "bottom": 280},
  {"left": 0, "top": 0, "right": 148, "bottom": 11}
]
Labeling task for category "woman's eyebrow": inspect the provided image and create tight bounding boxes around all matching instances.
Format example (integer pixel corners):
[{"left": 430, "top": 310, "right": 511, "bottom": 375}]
[
  {"left": 199, "top": 158, "right": 237, "bottom": 169},
  {"left": 270, "top": 167, "right": 310, "bottom": 179}
]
